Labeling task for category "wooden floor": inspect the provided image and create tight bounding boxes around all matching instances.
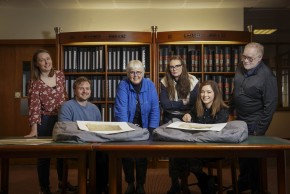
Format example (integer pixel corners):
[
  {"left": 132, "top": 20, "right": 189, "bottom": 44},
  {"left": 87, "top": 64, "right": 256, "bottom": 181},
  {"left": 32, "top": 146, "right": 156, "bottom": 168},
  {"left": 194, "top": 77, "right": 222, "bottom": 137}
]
[{"left": 3, "top": 158, "right": 290, "bottom": 194}]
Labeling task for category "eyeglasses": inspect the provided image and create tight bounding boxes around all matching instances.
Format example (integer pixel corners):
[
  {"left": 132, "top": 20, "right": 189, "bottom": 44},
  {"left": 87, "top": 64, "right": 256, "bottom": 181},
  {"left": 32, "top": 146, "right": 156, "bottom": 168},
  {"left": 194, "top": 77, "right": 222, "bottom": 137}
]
[
  {"left": 169, "top": 64, "right": 182, "bottom": 70},
  {"left": 241, "top": 55, "right": 259, "bottom": 63},
  {"left": 129, "top": 71, "right": 143, "bottom": 76}
]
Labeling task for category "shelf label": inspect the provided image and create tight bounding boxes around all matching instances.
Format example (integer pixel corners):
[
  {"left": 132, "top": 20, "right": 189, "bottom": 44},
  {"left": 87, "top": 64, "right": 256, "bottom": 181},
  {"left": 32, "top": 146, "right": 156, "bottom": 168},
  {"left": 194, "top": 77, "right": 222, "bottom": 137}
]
[
  {"left": 83, "top": 33, "right": 127, "bottom": 40},
  {"left": 183, "top": 32, "right": 226, "bottom": 39},
  {"left": 157, "top": 30, "right": 250, "bottom": 42}
]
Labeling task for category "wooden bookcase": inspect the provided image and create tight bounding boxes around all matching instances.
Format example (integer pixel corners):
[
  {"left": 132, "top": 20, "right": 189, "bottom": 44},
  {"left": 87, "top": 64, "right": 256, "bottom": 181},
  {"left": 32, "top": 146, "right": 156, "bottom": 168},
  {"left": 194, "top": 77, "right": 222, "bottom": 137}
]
[
  {"left": 55, "top": 29, "right": 155, "bottom": 121},
  {"left": 55, "top": 28, "right": 251, "bottom": 167},
  {"left": 155, "top": 30, "right": 251, "bottom": 101},
  {"left": 55, "top": 28, "right": 251, "bottom": 122}
]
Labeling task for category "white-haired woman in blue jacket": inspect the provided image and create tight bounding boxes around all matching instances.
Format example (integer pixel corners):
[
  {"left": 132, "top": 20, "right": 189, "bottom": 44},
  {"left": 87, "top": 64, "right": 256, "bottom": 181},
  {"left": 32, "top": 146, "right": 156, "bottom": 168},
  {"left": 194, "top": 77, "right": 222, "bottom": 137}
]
[{"left": 114, "top": 60, "right": 160, "bottom": 194}]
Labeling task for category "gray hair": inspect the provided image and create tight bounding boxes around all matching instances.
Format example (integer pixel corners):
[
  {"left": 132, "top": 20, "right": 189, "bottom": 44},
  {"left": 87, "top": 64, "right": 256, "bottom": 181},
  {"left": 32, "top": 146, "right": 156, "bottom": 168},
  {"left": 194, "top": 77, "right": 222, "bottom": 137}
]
[
  {"left": 245, "top": 42, "right": 264, "bottom": 57},
  {"left": 126, "top": 60, "right": 145, "bottom": 77}
]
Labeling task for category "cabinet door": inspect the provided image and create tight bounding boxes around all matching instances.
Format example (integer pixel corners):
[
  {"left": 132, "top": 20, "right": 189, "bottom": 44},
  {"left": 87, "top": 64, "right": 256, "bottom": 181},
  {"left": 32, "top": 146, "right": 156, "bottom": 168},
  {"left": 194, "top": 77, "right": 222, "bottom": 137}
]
[{"left": 0, "top": 45, "right": 55, "bottom": 136}]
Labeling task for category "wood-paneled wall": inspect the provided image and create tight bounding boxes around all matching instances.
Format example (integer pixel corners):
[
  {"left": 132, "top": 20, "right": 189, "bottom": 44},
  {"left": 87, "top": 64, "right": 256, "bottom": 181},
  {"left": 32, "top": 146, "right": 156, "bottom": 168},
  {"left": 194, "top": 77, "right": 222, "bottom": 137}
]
[{"left": 0, "top": 40, "right": 55, "bottom": 137}]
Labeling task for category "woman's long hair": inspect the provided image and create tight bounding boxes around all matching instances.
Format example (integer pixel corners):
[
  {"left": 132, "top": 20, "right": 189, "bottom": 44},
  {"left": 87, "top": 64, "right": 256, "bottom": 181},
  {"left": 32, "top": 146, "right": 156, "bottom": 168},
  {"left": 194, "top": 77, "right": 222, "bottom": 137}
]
[
  {"left": 196, "top": 80, "right": 228, "bottom": 117},
  {"left": 165, "top": 56, "right": 190, "bottom": 99},
  {"left": 31, "top": 49, "right": 55, "bottom": 81}
]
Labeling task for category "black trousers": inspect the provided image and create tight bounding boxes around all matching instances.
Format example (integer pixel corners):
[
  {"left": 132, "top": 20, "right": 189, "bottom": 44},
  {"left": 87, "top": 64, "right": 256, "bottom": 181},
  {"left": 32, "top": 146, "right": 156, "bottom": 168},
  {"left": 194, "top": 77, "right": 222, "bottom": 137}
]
[
  {"left": 95, "top": 151, "right": 108, "bottom": 194},
  {"left": 237, "top": 158, "right": 261, "bottom": 192},
  {"left": 122, "top": 158, "right": 147, "bottom": 185},
  {"left": 37, "top": 115, "right": 63, "bottom": 189},
  {"left": 168, "top": 158, "right": 190, "bottom": 180}
]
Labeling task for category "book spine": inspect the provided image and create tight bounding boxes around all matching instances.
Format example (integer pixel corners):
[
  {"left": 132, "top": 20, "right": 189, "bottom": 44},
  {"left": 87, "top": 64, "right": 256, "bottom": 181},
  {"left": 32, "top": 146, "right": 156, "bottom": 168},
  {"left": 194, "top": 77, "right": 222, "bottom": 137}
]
[
  {"left": 219, "top": 47, "right": 224, "bottom": 72},
  {"left": 215, "top": 46, "right": 220, "bottom": 72},
  {"left": 163, "top": 47, "right": 169, "bottom": 72},
  {"left": 233, "top": 48, "right": 239, "bottom": 71},
  {"left": 188, "top": 50, "right": 194, "bottom": 72},
  {"left": 113, "top": 47, "right": 117, "bottom": 72},
  {"left": 108, "top": 47, "right": 112, "bottom": 72},
  {"left": 159, "top": 48, "right": 163, "bottom": 72},
  {"left": 99, "top": 46, "right": 104, "bottom": 72},
  {"left": 224, "top": 77, "right": 230, "bottom": 101},
  {"left": 116, "top": 48, "right": 121, "bottom": 71},
  {"left": 194, "top": 50, "right": 200, "bottom": 72},
  {"left": 63, "top": 47, "right": 68, "bottom": 72},
  {"left": 203, "top": 46, "right": 208, "bottom": 72},
  {"left": 208, "top": 49, "right": 213, "bottom": 72},
  {"left": 225, "top": 47, "right": 231, "bottom": 72},
  {"left": 95, "top": 47, "right": 99, "bottom": 72}
]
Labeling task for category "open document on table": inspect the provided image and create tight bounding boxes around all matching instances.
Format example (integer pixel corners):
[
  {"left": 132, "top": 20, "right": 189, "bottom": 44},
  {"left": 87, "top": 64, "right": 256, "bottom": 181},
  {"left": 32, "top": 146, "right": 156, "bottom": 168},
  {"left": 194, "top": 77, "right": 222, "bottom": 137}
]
[
  {"left": 166, "top": 121, "right": 227, "bottom": 132},
  {"left": 77, "top": 121, "right": 136, "bottom": 134}
]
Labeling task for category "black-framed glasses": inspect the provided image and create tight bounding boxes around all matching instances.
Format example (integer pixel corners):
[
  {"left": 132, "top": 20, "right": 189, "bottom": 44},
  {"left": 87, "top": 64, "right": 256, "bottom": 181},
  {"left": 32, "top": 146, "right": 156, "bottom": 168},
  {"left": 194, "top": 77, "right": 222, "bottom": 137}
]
[
  {"left": 241, "top": 55, "right": 259, "bottom": 63},
  {"left": 169, "top": 64, "right": 182, "bottom": 70},
  {"left": 129, "top": 71, "right": 143, "bottom": 76}
]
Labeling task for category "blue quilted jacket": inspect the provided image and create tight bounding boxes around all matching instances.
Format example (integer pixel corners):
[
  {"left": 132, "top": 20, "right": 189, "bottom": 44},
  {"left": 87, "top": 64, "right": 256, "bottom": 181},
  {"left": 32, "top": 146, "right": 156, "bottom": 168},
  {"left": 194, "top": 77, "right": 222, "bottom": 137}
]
[{"left": 114, "top": 78, "right": 160, "bottom": 129}]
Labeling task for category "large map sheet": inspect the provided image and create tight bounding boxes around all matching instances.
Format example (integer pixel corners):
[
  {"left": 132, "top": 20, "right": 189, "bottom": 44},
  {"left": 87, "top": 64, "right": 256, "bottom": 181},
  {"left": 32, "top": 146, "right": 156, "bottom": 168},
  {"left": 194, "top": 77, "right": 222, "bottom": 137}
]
[
  {"left": 166, "top": 121, "right": 227, "bottom": 132},
  {"left": 77, "top": 121, "right": 135, "bottom": 134}
]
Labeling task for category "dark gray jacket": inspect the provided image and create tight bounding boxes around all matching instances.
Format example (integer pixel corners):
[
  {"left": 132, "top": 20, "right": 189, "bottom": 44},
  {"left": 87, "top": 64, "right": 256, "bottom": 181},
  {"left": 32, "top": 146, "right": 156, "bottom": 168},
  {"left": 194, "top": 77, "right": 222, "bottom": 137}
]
[{"left": 229, "top": 62, "right": 277, "bottom": 135}]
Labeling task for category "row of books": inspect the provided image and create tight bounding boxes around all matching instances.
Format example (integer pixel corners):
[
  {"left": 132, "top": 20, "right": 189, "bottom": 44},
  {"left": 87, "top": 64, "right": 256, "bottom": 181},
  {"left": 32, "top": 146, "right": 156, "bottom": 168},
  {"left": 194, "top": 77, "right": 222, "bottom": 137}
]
[
  {"left": 98, "top": 104, "right": 115, "bottom": 122},
  {"left": 65, "top": 74, "right": 153, "bottom": 101},
  {"left": 204, "top": 75, "right": 234, "bottom": 101},
  {"left": 65, "top": 75, "right": 128, "bottom": 101},
  {"left": 107, "top": 76, "right": 127, "bottom": 100},
  {"left": 204, "top": 46, "right": 244, "bottom": 72},
  {"left": 108, "top": 46, "right": 150, "bottom": 72},
  {"left": 63, "top": 46, "right": 104, "bottom": 72},
  {"left": 159, "top": 46, "right": 201, "bottom": 72},
  {"left": 63, "top": 45, "right": 150, "bottom": 72},
  {"left": 159, "top": 45, "right": 244, "bottom": 73}
]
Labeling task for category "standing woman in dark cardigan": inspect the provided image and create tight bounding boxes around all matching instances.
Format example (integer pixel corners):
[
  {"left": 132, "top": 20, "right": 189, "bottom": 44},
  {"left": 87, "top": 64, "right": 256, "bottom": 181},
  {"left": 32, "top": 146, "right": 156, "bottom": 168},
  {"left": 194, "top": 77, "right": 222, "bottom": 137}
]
[
  {"left": 25, "top": 49, "right": 72, "bottom": 194},
  {"left": 160, "top": 56, "right": 199, "bottom": 124},
  {"left": 160, "top": 56, "right": 199, "bottom": 194}
]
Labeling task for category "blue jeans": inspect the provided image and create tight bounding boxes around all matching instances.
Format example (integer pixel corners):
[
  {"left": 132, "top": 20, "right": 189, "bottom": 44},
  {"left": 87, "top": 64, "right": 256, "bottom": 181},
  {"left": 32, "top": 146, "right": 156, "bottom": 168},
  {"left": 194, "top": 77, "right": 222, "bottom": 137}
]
[{"left": 37, "top": 115, "right": 63, "bottom": 189}]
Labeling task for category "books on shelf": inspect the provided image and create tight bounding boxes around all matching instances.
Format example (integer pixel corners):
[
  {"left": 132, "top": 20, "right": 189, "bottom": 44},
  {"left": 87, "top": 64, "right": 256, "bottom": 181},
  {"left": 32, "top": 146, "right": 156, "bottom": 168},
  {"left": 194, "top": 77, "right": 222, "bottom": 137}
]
[
  {"left": 204, "top": 75, "right": 234, "bottom": 101},
  {"left": 63, "top": 46, "right": 105, "bottom": 72},
  {"left": 188, "top": 49, "right": 201, "bottom": 72},
  {"left": 203, "top": 45, "right": 244, "bottom": 72},
  {"left": 63, "top": 45, "right": 150, "bottom": 72},
  {"left": 159, "top": 45, "right": 201, "bottom": 72}
]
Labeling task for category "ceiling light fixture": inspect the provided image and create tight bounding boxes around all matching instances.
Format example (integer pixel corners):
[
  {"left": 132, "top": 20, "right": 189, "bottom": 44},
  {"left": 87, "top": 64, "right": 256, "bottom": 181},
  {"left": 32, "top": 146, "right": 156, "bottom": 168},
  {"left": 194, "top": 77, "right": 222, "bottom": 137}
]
[{"left": 254, "top": 29, "right": 277, "bottom": 35}]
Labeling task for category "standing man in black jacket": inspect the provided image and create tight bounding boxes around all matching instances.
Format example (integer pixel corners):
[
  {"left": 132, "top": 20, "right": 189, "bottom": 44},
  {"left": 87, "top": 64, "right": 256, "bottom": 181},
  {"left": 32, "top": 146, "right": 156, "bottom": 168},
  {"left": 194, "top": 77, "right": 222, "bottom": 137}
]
[{"left": 229, "top": 42, "right": 278, "bottom": 194}]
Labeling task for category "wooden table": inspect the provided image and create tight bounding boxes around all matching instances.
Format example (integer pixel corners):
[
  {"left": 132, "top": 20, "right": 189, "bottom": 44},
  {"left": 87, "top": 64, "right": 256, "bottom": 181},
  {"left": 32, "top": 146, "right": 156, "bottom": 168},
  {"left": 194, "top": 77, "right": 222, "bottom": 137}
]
[
  {"left": 96, "top": 136, "right": 290, "bottom": 194},
  {"left": 0, "top": 139, "right": 92, "bottom": 194}
]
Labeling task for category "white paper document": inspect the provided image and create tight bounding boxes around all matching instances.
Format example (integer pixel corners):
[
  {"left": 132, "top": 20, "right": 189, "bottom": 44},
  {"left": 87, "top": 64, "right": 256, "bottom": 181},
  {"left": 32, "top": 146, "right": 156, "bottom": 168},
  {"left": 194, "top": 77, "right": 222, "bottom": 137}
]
[
  {"left": 77, "top": 121, "right": 135, "bottom": 134},
  {"left": 166, "top": 121, "right": 227, "bottom": 132},
  {"left": 0, "top": 138, "right": 53, "bottom": 145}
]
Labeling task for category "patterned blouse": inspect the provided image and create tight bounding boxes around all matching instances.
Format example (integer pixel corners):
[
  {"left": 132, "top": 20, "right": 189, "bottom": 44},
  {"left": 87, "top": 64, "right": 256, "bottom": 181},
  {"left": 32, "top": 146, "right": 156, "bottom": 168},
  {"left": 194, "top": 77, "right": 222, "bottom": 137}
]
[{"left": 28, "top": 70, "right": 66, "bottom": 126}]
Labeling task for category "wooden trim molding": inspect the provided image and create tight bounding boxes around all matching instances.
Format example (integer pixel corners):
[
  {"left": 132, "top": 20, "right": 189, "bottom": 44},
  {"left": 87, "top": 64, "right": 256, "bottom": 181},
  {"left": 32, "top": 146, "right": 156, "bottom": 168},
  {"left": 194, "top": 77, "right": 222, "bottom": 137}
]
[{"left": 0, "top": 39, "right": 55, "bottom": 45}]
